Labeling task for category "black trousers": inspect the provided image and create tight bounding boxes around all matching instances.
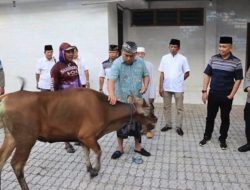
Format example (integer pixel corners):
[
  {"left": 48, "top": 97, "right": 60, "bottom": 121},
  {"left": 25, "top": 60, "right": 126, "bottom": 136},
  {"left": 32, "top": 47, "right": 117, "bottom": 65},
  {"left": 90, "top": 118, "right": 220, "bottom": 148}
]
[
  {"left": 204, "top": 91, "right": 233, "bottom": 141},
  {"left": 244, "top": 103, "right": 250, "bottom": 144},
  {"left": 117, "top": 121, "right": 142, "bottom": 143}
]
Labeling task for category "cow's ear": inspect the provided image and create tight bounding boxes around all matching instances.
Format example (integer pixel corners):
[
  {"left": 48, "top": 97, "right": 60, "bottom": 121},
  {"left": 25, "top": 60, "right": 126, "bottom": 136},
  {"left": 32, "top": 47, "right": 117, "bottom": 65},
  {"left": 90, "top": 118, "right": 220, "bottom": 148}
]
[
  {"left": 134, "top": 97, "right": 143, "bottom": 105},
  {"left": 127, "top": 95, "right": 134, "bottom": 103}
]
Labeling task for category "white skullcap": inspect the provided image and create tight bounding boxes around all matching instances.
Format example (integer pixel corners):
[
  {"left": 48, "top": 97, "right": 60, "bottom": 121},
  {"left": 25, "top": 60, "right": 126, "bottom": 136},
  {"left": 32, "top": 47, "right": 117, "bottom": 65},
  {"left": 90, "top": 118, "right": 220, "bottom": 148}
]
[{"left": 137, "top": 47, "right": 145, "bottom": 53}]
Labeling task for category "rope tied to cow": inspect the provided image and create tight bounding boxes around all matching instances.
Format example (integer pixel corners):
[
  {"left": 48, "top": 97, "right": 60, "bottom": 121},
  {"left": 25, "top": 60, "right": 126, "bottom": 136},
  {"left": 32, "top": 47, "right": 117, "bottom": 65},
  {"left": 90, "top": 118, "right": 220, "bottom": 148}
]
[{"left": 127, "top": 103, "right": 136, "bottom": 131}]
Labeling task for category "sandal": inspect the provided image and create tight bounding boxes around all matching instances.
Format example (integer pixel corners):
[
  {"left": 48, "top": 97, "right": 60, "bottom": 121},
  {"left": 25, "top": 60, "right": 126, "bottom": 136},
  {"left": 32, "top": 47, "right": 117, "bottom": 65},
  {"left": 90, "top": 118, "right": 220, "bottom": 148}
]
[
  {"left": 134, "top": 148, "right": 151, "bottom": 157},
  {"left": 111, "top": 150, "right": 123, "bottom": 159}
]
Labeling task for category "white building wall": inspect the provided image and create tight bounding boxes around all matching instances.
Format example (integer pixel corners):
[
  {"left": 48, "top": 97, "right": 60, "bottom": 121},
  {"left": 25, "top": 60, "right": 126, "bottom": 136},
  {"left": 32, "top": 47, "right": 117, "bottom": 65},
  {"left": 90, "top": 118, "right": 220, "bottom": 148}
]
[
  {"left": 123, "top": 0, "right": 250, "bottom": 104},
  {"left": 0, "top": 0, "right": 110, "bottom": 92},
  {"left": 108, "top": 3, "right": 118, "bottom": 45},
  {"left": 0, "top": 0, "right": 249, "bottom": 104},
  {"left": 216, "top": 0, "right": 249, "bottom": 71}
]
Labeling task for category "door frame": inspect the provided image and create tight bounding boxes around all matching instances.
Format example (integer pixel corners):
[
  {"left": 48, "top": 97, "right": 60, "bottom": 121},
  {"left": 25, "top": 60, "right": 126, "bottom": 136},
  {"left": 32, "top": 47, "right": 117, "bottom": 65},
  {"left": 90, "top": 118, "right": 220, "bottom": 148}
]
[
  {"left": 117, "top": 7, "right": 123, "bottom": 55},
  {"left": 246, "top": 23, "right": 250, "bottom": 72}
]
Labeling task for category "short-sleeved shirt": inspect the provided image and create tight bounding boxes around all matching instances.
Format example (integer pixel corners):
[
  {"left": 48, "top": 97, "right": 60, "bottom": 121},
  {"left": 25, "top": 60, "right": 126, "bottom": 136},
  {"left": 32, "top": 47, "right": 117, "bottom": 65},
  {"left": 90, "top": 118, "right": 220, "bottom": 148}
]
[
  {"left": 108, "top": 56, "right": 149, "bottom": 102},
  {"left": 143, "top": 60, "right": 156, "bottom": 100},
  {"left": 158, "top": 53, "right": 190, "bottom": 92},
  {"left": 50, "top": 61, "right": 81, "bottom": 91},
  {"left": 0, "top": 60, "right": 5, "bottom": 88},
  {"left": 35, "top": 57, "right": 56, "bottom": 90},
  {"left": 204, "top": 53, "right": 243, "bottom": 92},
  {"left": 99, "top": 58, "right": 114, "bottom": 94},
  {"left": 73, "top": 57, "right": 88, "bottom": 85},
  {"left": 244, "top": 67, "right": 250, "bottom": 103}
]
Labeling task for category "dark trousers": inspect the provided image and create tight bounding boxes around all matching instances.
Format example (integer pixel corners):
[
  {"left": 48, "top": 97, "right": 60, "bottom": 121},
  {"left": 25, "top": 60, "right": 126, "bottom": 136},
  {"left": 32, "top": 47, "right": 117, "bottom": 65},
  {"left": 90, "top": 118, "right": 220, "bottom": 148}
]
[
  {"left": 40, "top": 89, "right": 51, "bottom": 92},
  {"left": 204, "top": 91, "right": 233, "bottom": 141},
  {"left": 244, "top": 103, "right": 250, "bottom": 144}
]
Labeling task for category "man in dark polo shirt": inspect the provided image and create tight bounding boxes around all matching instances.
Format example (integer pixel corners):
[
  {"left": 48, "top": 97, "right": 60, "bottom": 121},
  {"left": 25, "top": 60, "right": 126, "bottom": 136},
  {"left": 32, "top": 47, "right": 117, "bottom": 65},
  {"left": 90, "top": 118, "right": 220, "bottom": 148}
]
[
  {"left": 199, "top": 36, "right": 243, "bottom": 150},
  {"left": 99, "top": 44, "right": 119, "bottom": 94}
]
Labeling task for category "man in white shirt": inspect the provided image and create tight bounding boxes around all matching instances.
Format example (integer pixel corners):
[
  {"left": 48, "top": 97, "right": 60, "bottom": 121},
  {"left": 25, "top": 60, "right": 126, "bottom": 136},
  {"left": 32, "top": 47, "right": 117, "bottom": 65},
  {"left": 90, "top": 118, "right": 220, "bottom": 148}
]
[
  {"left": 73, "top": 46, "right": 90, "bottom": 88},
  {"left": 137, "top": 47, "right": 156, "bottom": 138},
  {"left": 35, "top": 45, "right": 56, "bottom": 91},
  {"left": 0, "top": 59, "right": 5, "bottom": 95},
  {"left": 99, "top": 44, "right": 119, "bottom": 94},
  {"left": 159, "top": 39, "right": 190, "bottom": 136}
]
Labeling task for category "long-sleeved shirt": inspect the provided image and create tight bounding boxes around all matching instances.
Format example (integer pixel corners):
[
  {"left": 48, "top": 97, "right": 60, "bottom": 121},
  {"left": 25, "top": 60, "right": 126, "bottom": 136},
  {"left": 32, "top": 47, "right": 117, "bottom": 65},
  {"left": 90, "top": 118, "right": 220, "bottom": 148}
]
[{"left": 244, "top": 67, "right": 250, "bottom": 103}]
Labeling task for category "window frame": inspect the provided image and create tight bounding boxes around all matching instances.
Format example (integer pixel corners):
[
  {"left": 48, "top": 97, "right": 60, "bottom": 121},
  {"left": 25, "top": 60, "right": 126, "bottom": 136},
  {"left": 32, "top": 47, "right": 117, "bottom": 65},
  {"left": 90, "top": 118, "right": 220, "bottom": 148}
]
[{"left": 131, "top": 8, "right": 204, "bottom": 26}]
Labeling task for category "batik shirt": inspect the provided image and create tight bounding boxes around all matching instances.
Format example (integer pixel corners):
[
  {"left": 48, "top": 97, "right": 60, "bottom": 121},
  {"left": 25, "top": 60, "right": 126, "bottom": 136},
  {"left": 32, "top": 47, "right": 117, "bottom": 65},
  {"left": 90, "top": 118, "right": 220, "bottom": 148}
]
[{"left": 108, "top": 56, "right": 149, "bottom": 102}]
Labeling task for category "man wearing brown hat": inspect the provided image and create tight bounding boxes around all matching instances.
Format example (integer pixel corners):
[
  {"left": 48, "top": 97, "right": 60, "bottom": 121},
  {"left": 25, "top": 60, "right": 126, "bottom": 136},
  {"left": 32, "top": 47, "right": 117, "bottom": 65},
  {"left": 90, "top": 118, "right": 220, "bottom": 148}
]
[
  {"left": 35, "top": 45, "right": 56, "bottom": 91},
  {"left": 159, "top": 39, "right": 190, "bottom": 136},
  {"left": 99, "top": 44, "right": 119, "bottom": 94},
  {"left": 199, "top": 36, "right": 243, "bottom": 150},
  {"left": 51, "top": 42, "right": 81, "bottom": 153}
]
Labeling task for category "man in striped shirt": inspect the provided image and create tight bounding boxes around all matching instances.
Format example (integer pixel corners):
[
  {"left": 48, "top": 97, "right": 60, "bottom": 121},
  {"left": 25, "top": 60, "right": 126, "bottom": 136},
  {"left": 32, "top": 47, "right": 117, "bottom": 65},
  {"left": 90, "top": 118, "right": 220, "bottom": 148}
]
[{"left": 199, "top": 36, "right": 243, "bottom": 150}]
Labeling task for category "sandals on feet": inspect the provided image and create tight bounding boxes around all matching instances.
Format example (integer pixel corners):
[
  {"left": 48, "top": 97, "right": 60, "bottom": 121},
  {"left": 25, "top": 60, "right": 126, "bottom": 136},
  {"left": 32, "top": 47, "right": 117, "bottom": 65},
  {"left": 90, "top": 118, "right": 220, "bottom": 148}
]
[
  {"left": 111, "top": 150, "right": 123, "bottom": 159},
  {"left": 134, "top": 148, "right": 151, "bottom": 157}
]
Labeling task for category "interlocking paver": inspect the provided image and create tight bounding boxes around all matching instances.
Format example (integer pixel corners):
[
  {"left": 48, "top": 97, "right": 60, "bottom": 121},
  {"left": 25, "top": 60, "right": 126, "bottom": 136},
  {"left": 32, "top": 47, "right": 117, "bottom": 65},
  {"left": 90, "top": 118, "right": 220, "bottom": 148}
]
[{"left": 0, "top": 104, "right": 250, "bottom": 190}]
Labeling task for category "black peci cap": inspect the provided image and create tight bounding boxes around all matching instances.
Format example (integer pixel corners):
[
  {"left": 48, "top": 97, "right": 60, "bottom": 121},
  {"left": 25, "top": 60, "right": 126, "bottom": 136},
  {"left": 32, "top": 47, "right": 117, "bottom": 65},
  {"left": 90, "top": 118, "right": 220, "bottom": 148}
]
[
  {"left": 219, "top": 36, "right": 233, "bottom": 44},
  {"left": 169, "top": 39, "right": 180, "bottom": 47},
  {"left": 44, "top": 45, "right": 53, "bottom": 51},
  {"left": 109, "top": 44, "right": 118, "bottom": 51}
]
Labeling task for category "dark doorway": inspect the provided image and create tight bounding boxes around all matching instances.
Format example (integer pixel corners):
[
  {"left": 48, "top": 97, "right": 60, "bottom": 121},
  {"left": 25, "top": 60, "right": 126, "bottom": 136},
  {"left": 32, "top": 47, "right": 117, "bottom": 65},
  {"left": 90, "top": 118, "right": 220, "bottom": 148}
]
[
  {"left": 246, "top": 23, "right": 250, "bottom": 72},
  {"left": 117, "top": 8, "right": 123, "bottom": 54}
]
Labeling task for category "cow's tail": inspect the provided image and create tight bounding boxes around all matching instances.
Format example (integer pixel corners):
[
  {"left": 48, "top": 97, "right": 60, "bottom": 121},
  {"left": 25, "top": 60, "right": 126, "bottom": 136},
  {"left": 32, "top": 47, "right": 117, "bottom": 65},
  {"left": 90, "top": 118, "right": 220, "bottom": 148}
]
[
  {"left": 0, "top": 102, "right": 4, "bottom": 128},
  {"left": 0, "top": 77, "right": 25, "bottom": 129},
  {"left": 18, "top": 76, "right": 26, "bottom": 91}
]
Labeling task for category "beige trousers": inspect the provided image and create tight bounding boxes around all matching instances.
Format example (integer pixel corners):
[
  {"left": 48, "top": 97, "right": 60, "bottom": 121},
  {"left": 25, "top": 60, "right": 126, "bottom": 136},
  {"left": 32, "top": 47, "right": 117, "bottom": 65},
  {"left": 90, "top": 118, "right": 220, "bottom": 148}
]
[{"left": 163, "top": 91, "right": 184, "bottom": 128}]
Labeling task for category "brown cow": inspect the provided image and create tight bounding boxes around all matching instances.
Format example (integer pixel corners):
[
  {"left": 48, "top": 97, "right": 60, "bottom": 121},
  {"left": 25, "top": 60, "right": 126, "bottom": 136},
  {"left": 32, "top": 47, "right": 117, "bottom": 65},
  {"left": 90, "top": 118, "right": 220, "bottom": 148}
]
[{"left": 0, "top": 81, "right": 157, "bottom": 190}]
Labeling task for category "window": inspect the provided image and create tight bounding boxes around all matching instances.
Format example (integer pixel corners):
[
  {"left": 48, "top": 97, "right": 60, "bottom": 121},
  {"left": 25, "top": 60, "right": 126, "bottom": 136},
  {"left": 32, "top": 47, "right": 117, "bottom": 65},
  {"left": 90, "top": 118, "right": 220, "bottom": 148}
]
[
  {"left": 131, "top": 8, "right": 204, "bottom": 26},
  {"left": 179, "top": 9, "right": 204, "bottom": 25},
  {"left": 156, "top": 10, "right": 177, "bottom": 26},
  {"left": 132, "top": 10, "right": 154, "bottom": 26}
]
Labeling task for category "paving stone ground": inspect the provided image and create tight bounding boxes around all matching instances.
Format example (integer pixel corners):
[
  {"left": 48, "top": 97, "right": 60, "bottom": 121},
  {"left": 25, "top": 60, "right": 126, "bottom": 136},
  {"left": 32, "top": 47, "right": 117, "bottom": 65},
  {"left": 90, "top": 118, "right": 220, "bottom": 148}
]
[{"left": 0, "top": 104, "right": 249, "bottom": 190}]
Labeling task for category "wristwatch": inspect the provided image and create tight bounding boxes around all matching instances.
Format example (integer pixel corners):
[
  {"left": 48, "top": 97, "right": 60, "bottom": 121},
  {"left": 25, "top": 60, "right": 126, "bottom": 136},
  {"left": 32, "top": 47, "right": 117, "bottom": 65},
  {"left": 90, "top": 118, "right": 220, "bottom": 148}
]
[{"left": 202, "top": 90, "right": 207, "bottom": 93}]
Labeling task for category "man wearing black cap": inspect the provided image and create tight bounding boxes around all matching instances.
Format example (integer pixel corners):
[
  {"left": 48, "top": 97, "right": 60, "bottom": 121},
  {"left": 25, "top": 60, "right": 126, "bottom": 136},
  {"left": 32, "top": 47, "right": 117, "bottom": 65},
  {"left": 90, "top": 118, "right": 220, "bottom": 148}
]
[
  {"left": 108, "top": 41, "right": 151, "bottom": 159},
  {"left": 159, "top": 39, "right": 190, "bottom": 136},
  {"left": 35, "top": 45, "right": 56, "bottom": 91},
  {"left": 99, "top": 44, "right": 119, "bottom": 94},
  {"left": 199, "top": 36, "right": 243, "bottom": 150}
]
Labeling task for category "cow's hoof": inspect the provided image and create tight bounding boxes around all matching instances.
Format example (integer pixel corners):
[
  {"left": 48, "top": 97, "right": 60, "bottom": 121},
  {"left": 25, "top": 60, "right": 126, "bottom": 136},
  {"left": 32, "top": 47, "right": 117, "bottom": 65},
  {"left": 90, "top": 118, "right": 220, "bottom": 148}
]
[
  {"left": 87, "top": 167, "right": 92, "bottom": 172},
  {"left": 89, "top": 169, "right": 98, "bottom": 178}
]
